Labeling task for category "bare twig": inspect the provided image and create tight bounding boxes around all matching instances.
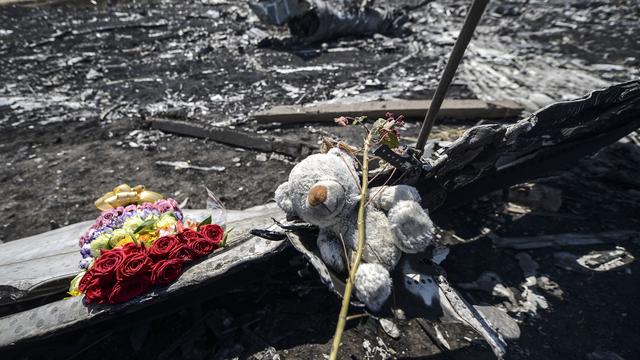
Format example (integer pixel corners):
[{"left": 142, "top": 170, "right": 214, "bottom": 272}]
[
  {"left": 329, "top": 131, "right": 373, "bottom": 360},
  {"left": 338, "top": 232, "right": 352, "bottom": 274},
  {"left": 346, "top": 313, "right": 369, "bottom": 321},
  {"left": 366, "top": 167, "right": 397, "bottom": 207},
  {"left": 337, "top": 152, "right": 362, "bottom": 190}
]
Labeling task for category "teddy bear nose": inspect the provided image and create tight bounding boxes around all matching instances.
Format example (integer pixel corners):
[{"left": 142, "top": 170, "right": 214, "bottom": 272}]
[{"left": 307, "top": 184, "right": 328, "bottom": 207}]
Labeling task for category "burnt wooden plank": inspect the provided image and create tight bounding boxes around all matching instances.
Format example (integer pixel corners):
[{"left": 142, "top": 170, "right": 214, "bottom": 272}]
[
  {"left": 0, "top": 204, "right": 283, "bottom": 305},
  {"left": 148, "top": 118, "right": 311, "bottom": 158},
  {"left": 0, "top": 204, "right": 286, "bottom": 348},
  {"left": 252, "top": 99, "right": 524, "bottom": 124}
]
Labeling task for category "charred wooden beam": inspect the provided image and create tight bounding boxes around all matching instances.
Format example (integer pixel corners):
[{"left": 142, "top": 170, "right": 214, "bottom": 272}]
[
  {"left": 252, "top": 99, "right": 523, "bottom": 124},
  {"left": 148, "top": 118, "right": 311, "bottom": 158},
  {"left": 406, "top": 80, "right": 640, "bottom": 212}
]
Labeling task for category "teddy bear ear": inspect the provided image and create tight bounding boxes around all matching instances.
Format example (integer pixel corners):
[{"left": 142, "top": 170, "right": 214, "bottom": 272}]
[
  {"left": 327, "top": 147, "right": 356, "bottom": 168},
  {"left": 274, "top": 181, "right": 295, "bottom": 215}
]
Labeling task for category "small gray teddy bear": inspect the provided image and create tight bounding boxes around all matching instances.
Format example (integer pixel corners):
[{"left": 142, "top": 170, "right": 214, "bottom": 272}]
[{"left": 275, "top": 148, "right": 434, "bottom": 311}]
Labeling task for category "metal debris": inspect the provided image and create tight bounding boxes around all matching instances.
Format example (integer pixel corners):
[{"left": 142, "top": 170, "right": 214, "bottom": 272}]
[
  {"left": 155, "top": 160, "right": 226, "bottom": 172},
  {"left": 249, "top": 0, "right": 407, "bottom": 43},
  {"left": 508, "top": 183, "right": 562, "bottom": 212},
  {"left": 576, "top": 247, "right": 635, "bottom": 272},
  {"left": 379, "top": 318, "right": 401, "bottom": 339}
]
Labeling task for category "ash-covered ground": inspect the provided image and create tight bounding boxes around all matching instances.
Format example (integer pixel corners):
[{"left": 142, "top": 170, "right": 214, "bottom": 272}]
[{"left": 1, "top": 0, "right": 639, "bottom": 359}]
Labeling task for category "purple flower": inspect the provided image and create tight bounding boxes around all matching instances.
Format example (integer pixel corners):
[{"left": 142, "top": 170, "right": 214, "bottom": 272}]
[
  {"left": 79, "top": 233, "right": 88, "bottom": 247},
  {"left": 99, "top": 208, "right": 118, "bottom": 221},
  {"left": 79, "top": 258, "right": 90, "bottom": 269},
  {"left": 124, "top": 204, "right": 138, "bottom": 213},
  {"left": 115, "top": 206, "right": 125, "bottom": 215},
  {"left": 139, "top": 202, "right": 155, "bottom": 211},
  {"left": 154, "top": 199, "right": 173, "bottom": 213},
  {"left": 82, "top": 243, "right": 92, "bottom": 256}
]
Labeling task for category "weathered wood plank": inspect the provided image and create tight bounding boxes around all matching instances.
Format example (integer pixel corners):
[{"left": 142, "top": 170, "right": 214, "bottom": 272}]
[
  {"left": 0, "top": 204, "right": 283, "bottom": 305},
  {"left": 0, "top": 204, "right": 286, "bottom": 348},
  {"left": 148, "top": 118, "right": 311, "bottom": 158},
  {"left": 252, "top": 99, "right": 524, "bottom": 124}
]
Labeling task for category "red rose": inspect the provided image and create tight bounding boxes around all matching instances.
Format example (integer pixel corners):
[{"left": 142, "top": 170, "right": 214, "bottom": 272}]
[
  {"left": 178, "top": 229, "right": 204, "bottom": 243},
  {"left": 200, "top": 224, "right": 224, "bottom": 246},
  {"left": 167, "top": 244, "right": 194, "bottom": 262},
  {"left": 151, "top": 259, "right": 183, "bottom": 287},
  {"left": 149, "top": 235, "right": 180, "bottom": 260},
  {"left": 116, "top": 252, "right": 152, "bottom": 281},
  {"left": 84, "top": 277, "right": 113, "bottom": 305},
  {"left": 91, "top": 248, "right": 125, "bottom": 279},
  {"left": 186, "top": 237, "right": 216, "bottom": 258},
  {"left": 122, "top": 242, "right": 146, "bottom": 256},
  {"left": 78, "top": 270, "right": 95, "bottom": 292},
  {"left": 108, "top": 275, "right": 151, "bottom": 304}
]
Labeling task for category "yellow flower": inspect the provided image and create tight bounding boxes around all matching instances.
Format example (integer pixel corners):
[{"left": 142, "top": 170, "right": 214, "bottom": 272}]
[
  {"left": 68, "top": 272, "right": 86, "bottom": 297},
  {"left": 123, "top": 215, "right": 144, "bottom": 232},
  {"left": 157, "top": 213, "right": 177, "bottom": 229},
  {"left": 110, "top": 229, "right": 134, "bottom": 248},
  {"left": 91, "top": 233, "right": 111, "bottom": 257},
  {"left": 138, "top": 231, "right": 159, "bottom": 246},
  {"left": 115, "top": 236, "right": 135, "bottom": 248}
]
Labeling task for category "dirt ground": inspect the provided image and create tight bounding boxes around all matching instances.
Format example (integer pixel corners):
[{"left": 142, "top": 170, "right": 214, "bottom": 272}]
[{"left": 1, "top": 0, "right": 639, "bottom": 359}]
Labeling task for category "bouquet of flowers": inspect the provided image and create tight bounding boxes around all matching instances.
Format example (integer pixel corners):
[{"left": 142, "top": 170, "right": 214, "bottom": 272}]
[{"left": 68, "top": 185, "right": 228, "bottom": 305}]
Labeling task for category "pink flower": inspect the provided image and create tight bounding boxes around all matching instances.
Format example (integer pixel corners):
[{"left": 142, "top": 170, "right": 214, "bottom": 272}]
[
  {"left": 154, "top": 199, "right": 173, "bottom": 212},
  {"left": 139, "top": 202, "right": 155, "bottom": 211},
  {"left": 334, "top": 116, "right": 349, "bottom": 126},
  {"left": 124, "top": 204, "right": 138, "bottom": 213}
]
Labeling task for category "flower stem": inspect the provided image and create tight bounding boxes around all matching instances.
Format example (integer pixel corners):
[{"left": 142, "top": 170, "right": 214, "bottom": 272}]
[{"left": 329, "top": 131, "right": 373, "bottom": 360}]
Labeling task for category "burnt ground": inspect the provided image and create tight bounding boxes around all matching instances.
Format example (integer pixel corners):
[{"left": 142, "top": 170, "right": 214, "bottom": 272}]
[{"left": 1, "top": 0, "right": 640, "bottom": 359}]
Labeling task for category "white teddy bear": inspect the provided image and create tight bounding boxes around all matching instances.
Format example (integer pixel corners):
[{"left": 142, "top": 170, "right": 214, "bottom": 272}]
[{"left": 275, "top": 148, "right": 435, "bottom": 311}]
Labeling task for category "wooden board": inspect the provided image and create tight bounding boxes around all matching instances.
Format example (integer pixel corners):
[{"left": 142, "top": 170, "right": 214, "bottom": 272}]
[
  {"left": 0, "top": 204, "right": 283, "bottom": 306},
  {"left": 149, "top": 118, "right": 311, "bottom": 158},
  {"left": 251, "top": 99, "right": 524, "bottom": 124},
  {"left": 0, "top": 203, "right": 286, "bottom": 348}
]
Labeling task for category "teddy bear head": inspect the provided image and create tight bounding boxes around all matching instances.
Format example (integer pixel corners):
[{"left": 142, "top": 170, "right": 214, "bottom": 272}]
[{"left": 275, "top": 148, "right": 360, "bottom": 228}]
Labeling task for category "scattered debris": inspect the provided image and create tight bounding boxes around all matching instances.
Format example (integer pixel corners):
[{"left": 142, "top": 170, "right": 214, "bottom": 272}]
[
  {"left": 576, "top": 247, "right": 635, "bottom": 272},
  {"left": 155, "top": 161, "right": 226, "bottom": 172},
  {"left": 125, "top": 130, "right": 167, "bottom": 150},
  {"left": 587, "top": 350, "right": 627, "bottom": 360},
  {"left": 379, "top": 318, "right": 400, "bottom": 339},
  {"left": 253, "top": 99, "right": 523, "bottom": 124},
  {"left": 492, "top": 231, "right": 640, "bottom": 250},
  {"left": 249, "top": 0, "right": 407, "bottom": 43},
  {"left": 508, "top": 183, "right": 562, "bottom": 212},
  {"left": 250, "top": 346, "right": 281, "bottom": 360},
  {"left": 459, "top": 254, "right": 561, "bottom": 318},
  {"left": 362, "top": 337, "right": 394, "bottom": 360},
  {"left": 474, "top": 305, "right": 520, "bottom": 340}
]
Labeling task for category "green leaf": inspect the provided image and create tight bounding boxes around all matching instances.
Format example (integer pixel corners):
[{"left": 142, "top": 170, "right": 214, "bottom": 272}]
[
  {"left": 133, "top": 219, "right": 156, "bottom": 234},
  {"left": 352, "top": 116, "right": 367, "bottom": 125},
  {"left": 381, "top": 131, "right": 400, "bottom": 149},
  {"left": 198, "top": 215, "right": 212, "bottom": 228},
  {"left": 221, "top": 227, "right": 234, "bottom": 247},
  {"left": 372, "top": 118, "right": 386, "bottom": 132}
]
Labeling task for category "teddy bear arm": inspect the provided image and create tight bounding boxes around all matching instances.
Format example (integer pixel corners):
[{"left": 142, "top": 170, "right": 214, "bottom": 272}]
[
  {"left": 368, "top": 185, "right": 422, "bottom": 212},
  {"left": 388, "top": 200, "right": 435, "bottom": 253}
]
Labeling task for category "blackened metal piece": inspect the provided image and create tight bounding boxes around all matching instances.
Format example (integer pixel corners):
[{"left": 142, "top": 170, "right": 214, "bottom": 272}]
[
  {"left": 250, "top": 229, "right": 288, "bottom": 241},
  {"left": 373, "top": 145, "right": 416, "bottom": 172},
  {"left": 415, "top": 0, "right": 490, "bottom": 151}
]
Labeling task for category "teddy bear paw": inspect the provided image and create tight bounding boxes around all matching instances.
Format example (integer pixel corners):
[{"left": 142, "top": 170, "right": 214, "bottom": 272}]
[
  {"left": 388, "top": 200, "right": 434, "bottom": 253},
  {"left": 355, "top": 263, "right": 392, "bottom": 312}
]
